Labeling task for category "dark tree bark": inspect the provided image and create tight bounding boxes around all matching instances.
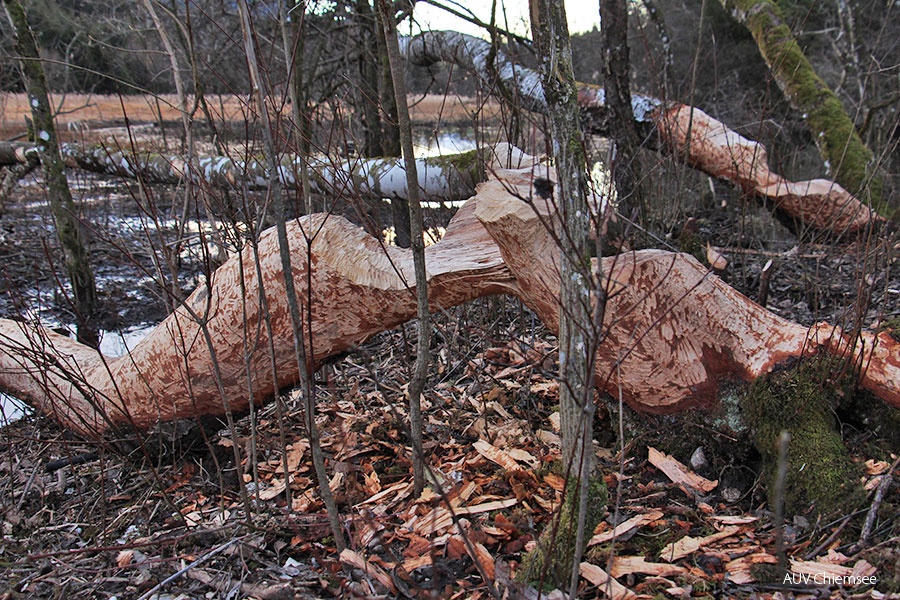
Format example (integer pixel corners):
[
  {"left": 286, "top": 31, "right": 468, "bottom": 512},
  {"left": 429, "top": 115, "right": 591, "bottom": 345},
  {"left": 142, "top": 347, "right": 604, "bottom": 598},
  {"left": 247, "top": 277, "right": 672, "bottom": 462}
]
[
  {"left": 375, "top": 6, "right": 410, "bottom": 248},
  {"left": 377, "top": 0, "right": 430, "bottom": 495},
  {"left": 280, "top": 0, "right": 314, "bottom": 216},
  {"left": 528, "top": 0, "right": 598, "bottom": 475},
  {"left": 600, "top": 0, "right": 643, "bottom": 219},
  {"left": 355, "top": 0, "right": 385, "bottom": 159},
  {"left": 3, "top": 0, "right": 97, "bottom": 345}
]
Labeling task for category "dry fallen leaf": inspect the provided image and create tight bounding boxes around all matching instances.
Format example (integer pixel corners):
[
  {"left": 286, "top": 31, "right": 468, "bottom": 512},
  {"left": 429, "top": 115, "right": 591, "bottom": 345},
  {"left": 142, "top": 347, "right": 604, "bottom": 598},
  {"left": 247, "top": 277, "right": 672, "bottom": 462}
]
[
  {"left": 116, "top": 550, "right": 134, "bottom": 567},
  {"left": 589, "top": 509, "right": 664, "bottom": 546},
  {"left": 864, "top": 458, "right": 890, "bottom": 475},
  {"left": 579, "top": 562, "right": 637, "bottom": 600},
  {"left": 364, "top": 470, "right": 381, "bottom": 495},
  {"left": 474, "top": 439, "right": 522, "bottom": 472},
  {"left": 659, "top": 526, "right": 741, "bottom": 561},
  {"left": 340, "top": 549, "right": 397, "bottom": 595},
  {"left": 609, "top": 555, "right": 689, "bottom": 578}
]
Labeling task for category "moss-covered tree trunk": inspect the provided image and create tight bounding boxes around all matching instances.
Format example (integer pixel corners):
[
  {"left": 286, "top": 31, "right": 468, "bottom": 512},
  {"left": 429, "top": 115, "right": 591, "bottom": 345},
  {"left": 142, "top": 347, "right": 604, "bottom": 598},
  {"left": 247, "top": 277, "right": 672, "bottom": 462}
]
[
  {"left": 527, "top": 0, "right": 606, "bottom": 591},
  {"left": 741, "top": 357, "right": 865, "bottom": 517},
  {"left": 721, "top": 0, "right": 888, "bottom": 214},
  {"left": 3, "top": 0, "right": 97, "bottom": 345}
]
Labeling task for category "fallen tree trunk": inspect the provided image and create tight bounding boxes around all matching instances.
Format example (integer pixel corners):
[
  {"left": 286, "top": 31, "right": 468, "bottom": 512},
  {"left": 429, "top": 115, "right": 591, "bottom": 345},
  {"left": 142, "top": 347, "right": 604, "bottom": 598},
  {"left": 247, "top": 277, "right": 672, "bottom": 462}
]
[
  {"left": 0, "top": 192, "right": 515, "bottom": 436},
  {"left": 473, "top": 160, "right": 900, "bottom": 413},
  {"left": 720, "top": 0, "right": 883, "bottom": 210},
  {"left": 403, "top": 30, "right": 882, "bottom": 234},
  {"left": 0, "top": 141, "right": 481, "bottom": 203},
  {"left": 0, "top": 148, "right": 896, "bottom": 437}
]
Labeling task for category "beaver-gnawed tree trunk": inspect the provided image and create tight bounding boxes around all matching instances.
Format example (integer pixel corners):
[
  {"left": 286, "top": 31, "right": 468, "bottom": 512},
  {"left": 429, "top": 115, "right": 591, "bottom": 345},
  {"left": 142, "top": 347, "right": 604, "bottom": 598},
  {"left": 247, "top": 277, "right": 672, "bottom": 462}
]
[
  {"left": 1, "top": 152, "right": 898, "bottom": 526},
  {"left": 0, "top": 150, "right": 896, "bottom": 450},
  {"left": 0, "top": 126, "right": 880, "bottom": 237}
]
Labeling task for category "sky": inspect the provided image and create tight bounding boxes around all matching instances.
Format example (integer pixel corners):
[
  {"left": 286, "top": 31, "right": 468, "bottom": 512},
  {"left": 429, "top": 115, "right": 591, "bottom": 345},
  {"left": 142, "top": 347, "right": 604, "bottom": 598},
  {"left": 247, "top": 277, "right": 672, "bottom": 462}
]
[{"left": 411, "top": 0, "right": 602, "bottom": 37}]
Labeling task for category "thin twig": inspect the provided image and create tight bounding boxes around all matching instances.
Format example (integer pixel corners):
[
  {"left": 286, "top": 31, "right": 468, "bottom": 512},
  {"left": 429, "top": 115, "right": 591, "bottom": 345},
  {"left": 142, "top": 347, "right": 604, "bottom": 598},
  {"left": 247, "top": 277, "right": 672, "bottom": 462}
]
[
  {"left": 853, "top": 455, "right": 899, "bottom": 552},
  {"left": 135, "top": 536, "right": 244, "bottom": 600}
]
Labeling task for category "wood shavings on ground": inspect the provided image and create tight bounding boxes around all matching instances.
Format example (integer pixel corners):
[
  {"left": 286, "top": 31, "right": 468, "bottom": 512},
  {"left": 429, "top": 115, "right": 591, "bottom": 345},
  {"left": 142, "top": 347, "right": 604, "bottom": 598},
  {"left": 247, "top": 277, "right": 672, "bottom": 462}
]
[{"left": 1, "top": 320, "right": 896, "bottom": 598}]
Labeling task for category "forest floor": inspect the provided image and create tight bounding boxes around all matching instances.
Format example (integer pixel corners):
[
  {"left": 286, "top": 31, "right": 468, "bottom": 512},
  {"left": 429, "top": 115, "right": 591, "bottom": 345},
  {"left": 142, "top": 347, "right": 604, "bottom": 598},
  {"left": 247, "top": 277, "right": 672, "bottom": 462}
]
[{"left": 0, "top": 99, "right": 898, "bottom": 599}]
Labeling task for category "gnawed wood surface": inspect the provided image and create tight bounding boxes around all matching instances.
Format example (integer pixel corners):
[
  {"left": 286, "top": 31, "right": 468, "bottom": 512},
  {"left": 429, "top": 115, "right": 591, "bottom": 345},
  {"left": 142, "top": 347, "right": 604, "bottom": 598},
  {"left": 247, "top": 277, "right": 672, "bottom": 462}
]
[
  {"left": 0, "top": 150, "right": 897, "bottom": 436},
  {"left": 0, "top": 193, "right": 516, "bottom": 435},
  {"left": 473, "top": 161, "right": 899, "bottom": 413},
  {"left": 656, "top": 105, "right": 879, "bottom": 234}
]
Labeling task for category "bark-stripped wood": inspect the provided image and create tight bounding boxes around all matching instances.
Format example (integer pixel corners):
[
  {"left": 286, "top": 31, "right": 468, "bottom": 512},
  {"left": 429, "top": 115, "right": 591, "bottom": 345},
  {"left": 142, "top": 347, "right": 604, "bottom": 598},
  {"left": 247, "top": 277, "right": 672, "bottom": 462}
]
[
  {"left": 473, "top": 161, "right": 898, "bottom": 413},
  {"left": 0, "top": 150, "right": 897, "bottom": 436},
  {"left": 0, "top": 192, "right": 516, "bottom": 436},
  {"left": 656, "top": 105, "right": 878, "bottom": 234}
]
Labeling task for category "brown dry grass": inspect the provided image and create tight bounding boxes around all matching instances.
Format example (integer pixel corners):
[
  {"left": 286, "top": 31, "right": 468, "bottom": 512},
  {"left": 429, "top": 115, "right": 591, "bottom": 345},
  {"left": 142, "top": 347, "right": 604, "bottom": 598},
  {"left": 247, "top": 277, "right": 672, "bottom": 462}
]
[
  {"left": 0, "top": 93, "right": 246, "bottom": 142},
  {"left": 0, "top": 92, "right": 501, "bottom": 142},
  {"left": 408, "top": 93, "right": 502, "bottom": 122}
]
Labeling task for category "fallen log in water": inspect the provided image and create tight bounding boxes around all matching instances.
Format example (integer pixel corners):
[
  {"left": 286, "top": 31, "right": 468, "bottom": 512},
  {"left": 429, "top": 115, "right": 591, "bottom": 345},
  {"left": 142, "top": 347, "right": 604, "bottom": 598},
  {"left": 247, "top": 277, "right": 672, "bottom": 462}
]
[
  {"left": 0, "top": 37, "right": 883, "bottom": 237},
  {"left": 0, "top": 148, "right": 896, "bottom": 437},
  {"left": 0, "top": 140, "right": 481, "bottom": 202}
]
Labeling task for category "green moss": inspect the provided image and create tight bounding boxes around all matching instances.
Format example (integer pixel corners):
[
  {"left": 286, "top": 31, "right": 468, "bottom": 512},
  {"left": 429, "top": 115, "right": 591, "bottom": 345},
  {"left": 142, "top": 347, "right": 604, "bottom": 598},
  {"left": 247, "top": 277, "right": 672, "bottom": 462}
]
[
  {"left": 423, "top": 148, "right": 483, "bottom": 193},
  {"left": 426, "top": 148, "right": 480, "bottom": 173},
  {"left": 741, "top": 356, "right": 864, "bottom": 516},
  {"left": 727, "top": 0, "right": 886, "bottom": 212},
  {"left": 517, "top": 473, "right": 608, "bottom": 589}
]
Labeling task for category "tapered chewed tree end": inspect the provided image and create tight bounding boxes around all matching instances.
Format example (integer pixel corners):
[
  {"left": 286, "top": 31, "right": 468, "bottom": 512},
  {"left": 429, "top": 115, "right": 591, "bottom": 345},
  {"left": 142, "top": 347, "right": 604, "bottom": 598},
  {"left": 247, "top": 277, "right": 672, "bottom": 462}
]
[{"left": 655, "top": 104, "right": 882, "bottom": 234}]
